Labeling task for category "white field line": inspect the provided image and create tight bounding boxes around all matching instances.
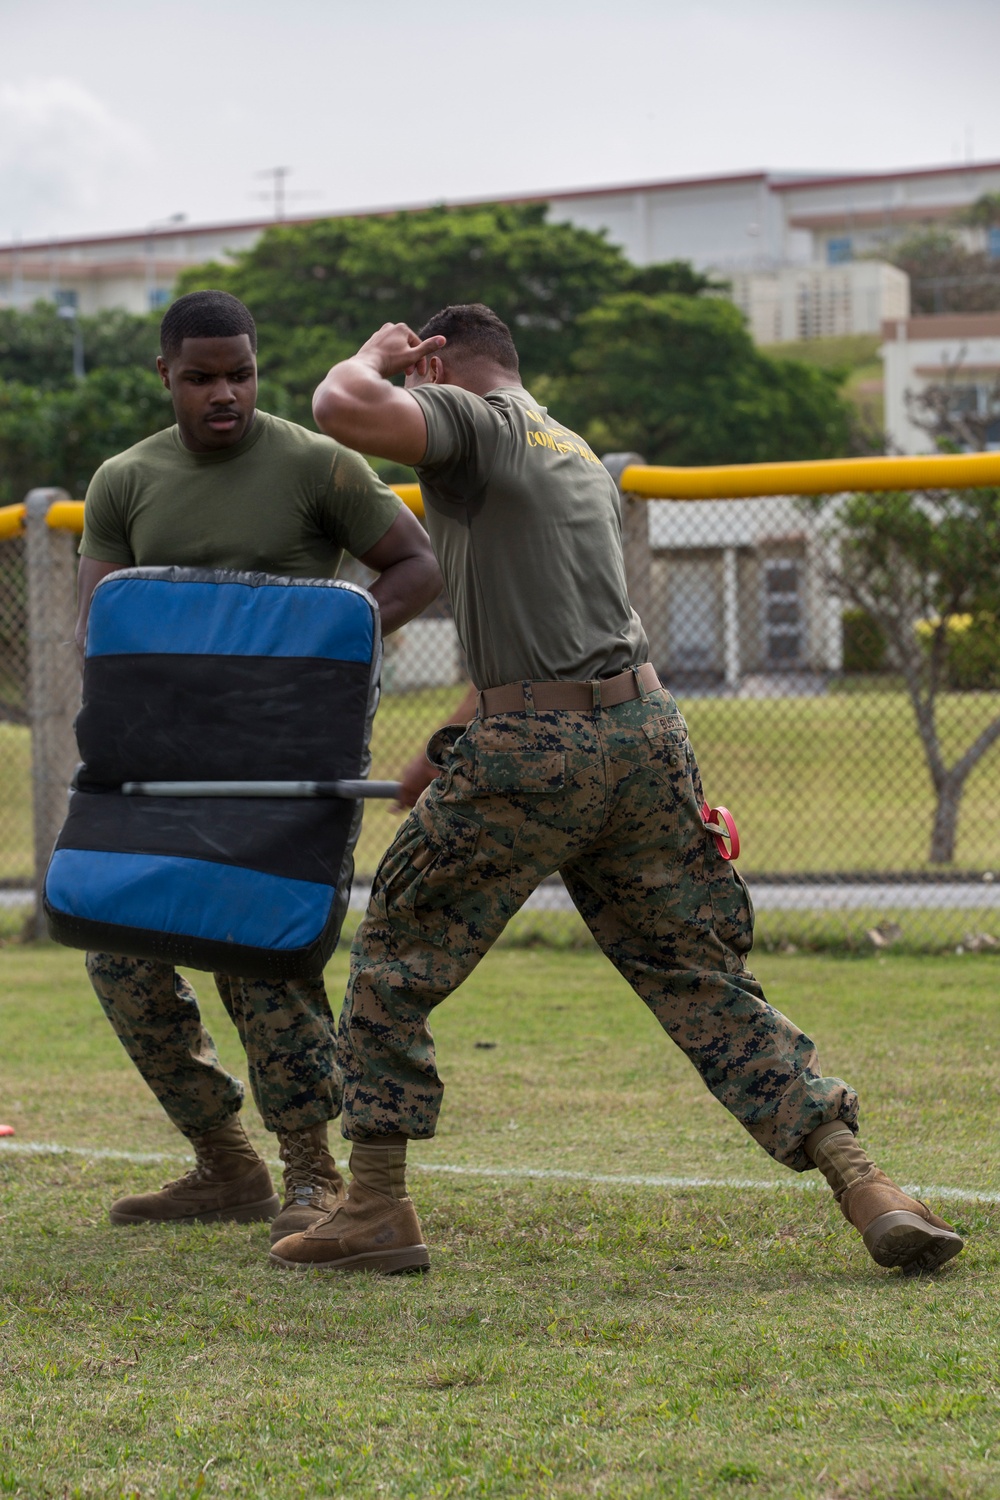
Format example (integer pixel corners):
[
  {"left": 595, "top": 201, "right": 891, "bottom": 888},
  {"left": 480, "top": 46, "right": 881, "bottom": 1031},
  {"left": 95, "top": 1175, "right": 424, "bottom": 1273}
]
[
  {"left": 1, "top": 1138, "right": 998, "bottom": 1205},
  {"left": 5, "top": 880, "right": 1000, "bottom": 912}
]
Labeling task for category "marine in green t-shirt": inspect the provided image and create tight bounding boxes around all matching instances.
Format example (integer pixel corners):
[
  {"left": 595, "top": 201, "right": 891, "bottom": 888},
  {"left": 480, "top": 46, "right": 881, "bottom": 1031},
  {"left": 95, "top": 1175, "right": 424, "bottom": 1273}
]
[
  {"left": 73, "top": 290, "right": 442, "bottom": 1258},
  {"left": 81, "top": 408, "right": 404, "bottom": 579},
  {"left": 76, "top": 296, "right": 440, "bottom": 649}
]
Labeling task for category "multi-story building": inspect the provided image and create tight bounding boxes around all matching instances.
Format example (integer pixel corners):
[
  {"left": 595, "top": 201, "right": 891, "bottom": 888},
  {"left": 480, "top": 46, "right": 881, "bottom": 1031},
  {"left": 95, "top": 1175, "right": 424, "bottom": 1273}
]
[
  {"left": 882, "top": 313, "right": 1000, "bottom": 453},
  {"left": 1, "top": 158, "right": 998, "bottom": 339}
]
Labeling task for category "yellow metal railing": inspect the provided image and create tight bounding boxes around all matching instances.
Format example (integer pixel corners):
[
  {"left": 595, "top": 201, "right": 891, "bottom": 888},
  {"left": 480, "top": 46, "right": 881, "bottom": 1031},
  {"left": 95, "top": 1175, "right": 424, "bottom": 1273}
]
[
  {"left": 392, "top": 483, "right": 423, "bottom": 518},
  {"left": 618, "top": 451, "right": 1000, "bottom": 499},
  {"left": 0, "top": 484, "right": 428, "bottom": 540},
  {"left": 0, "top": 502, "right": 25, "bottom": 541},
  {"left": 3, "top": 452, "right": 1000, "bottom": 542}
]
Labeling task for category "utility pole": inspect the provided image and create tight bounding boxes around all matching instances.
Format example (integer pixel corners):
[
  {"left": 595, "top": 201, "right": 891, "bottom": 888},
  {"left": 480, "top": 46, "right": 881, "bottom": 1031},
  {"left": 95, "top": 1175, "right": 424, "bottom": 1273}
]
[
  {"left": 54, "top": 291, "right": 84, "bottom": 380},
  {"left": 257, "top": 166, "right": 292, "bottom": 221},
  {"left": 252, "top": 167, "right": 320, "bottom": 223}
]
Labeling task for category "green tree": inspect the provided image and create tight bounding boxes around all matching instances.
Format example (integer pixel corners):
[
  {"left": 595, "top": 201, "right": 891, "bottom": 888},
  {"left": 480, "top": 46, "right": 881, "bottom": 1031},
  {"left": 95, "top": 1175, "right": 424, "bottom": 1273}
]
[
  {"left": 621, "top": 261, "right": 728, "bottom": 297},
  {"left": 175, "top": 203, "right": 630, "bottom": 419},
  {"left": 0, "top": 304, "right": 161, "bottom": 389},
  {"left": 0, "top": 368, "right": 173, "bottom": 505},
  {"left": 817, "top": 487, "right": 1000, "bottom": 863},
  {"left": 551, "top": 292, "right": 851, "bottom": 464}
]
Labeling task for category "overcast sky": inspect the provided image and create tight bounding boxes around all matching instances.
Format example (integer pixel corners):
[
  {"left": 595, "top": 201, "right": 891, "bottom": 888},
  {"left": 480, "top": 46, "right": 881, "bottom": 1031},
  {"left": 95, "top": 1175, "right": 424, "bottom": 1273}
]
[{"left": 2, "top": 0, "right": 999, "bottom": 243}]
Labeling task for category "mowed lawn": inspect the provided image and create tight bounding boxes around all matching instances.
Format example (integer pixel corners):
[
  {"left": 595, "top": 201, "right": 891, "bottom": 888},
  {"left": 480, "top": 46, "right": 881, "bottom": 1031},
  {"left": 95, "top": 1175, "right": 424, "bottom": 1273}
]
[
  {"left": 2, "top": 940, "right": 999, "bottom": 1498},
  {"left": 0, "top": 722, "right": 31, "bottom": 884},
  {"left": 3, "top": 686, "right": 1000, "bottom": 886}
]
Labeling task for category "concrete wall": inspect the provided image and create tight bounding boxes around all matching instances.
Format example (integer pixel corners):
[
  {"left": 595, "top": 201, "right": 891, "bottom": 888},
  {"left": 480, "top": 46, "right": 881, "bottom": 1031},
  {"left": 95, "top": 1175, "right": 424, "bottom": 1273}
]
[
  {"left": 779, "top": 163, "right": 1000, "bottom": 266},
  {"left": 882, "top": 313, "right": 1000, "bottom": 453},
  {"left": 549, "top": 174, "right": 787, "bottom": 271},
  {"left": 0, "top": 224, "right": 263, "bottom": 316},
  {"left": 730, "top": 260, "right": 910, "bottom": 344}
]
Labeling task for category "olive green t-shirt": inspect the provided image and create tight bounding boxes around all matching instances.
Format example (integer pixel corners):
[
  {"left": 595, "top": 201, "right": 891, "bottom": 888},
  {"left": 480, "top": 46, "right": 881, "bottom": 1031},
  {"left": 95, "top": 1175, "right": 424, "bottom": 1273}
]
[
  {"left": 80, "top": 410, "right": 403, "bottom": 576},
  {"left": 411, "top": 384, "right": 648, "bottom": 690}
]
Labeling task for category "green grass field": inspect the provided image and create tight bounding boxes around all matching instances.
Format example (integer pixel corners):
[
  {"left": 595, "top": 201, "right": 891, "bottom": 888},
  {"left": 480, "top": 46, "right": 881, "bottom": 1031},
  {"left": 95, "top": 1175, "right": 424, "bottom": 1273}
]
[
  {"left": 3, "top": 685, "right": 999, "bottom": 884},
  {"left": 0, "top": 722, "right": 31, "bottom": 883},
  {"left": 2, "top": 940, "right": 999, "bottom": 1497}
]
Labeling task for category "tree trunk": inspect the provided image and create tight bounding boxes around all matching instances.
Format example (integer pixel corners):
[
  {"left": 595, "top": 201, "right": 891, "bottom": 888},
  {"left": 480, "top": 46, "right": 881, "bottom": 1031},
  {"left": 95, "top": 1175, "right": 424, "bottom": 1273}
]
[{"left": 929, "top": 772, "right": 963, "bottom": 864}]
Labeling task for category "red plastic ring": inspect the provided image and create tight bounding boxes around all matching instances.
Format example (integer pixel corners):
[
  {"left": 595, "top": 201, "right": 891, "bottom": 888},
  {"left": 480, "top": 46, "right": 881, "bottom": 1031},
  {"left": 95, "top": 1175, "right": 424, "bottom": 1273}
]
[{"left": 701, "top": 801, "right": 740, "bottom": 861}]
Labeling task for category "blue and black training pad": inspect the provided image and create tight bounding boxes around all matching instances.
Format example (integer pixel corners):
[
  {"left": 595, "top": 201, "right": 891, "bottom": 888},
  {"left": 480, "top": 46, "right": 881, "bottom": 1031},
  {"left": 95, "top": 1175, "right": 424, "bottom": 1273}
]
[{"left": 44, "top": 567, "right": 382, "bottom": 979}]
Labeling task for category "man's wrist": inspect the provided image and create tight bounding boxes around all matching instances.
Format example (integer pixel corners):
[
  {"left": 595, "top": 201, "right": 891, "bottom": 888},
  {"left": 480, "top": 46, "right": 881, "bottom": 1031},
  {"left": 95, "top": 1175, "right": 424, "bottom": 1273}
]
[{"left": 354, "top": 348, "right": 394, "bottom": 382}]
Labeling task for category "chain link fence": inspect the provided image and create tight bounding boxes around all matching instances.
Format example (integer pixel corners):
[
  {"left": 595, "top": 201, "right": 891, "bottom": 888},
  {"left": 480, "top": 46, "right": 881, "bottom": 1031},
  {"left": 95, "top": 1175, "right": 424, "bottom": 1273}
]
[
  {"left": 2, "top": 477, "right": 998, "bottom": 952},
  {"left": 0, "top": 533, "right": 30, "bottom": 891},
  {"left": 635, "top": 492, "right": 1000, "bottom": 951}
]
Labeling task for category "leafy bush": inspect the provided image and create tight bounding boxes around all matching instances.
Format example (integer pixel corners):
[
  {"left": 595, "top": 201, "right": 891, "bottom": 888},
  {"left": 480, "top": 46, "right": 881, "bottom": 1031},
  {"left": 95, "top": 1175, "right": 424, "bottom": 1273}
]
[{"left": 915, "top": 612, "right": 1000, "bottom": 691}]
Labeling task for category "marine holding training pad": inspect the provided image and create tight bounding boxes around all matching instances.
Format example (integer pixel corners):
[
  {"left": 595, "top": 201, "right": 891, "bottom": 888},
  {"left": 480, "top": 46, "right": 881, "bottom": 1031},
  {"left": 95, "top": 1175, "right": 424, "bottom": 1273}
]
[{"left": 44, "top": 567, "right": 383, "bottom": 979}]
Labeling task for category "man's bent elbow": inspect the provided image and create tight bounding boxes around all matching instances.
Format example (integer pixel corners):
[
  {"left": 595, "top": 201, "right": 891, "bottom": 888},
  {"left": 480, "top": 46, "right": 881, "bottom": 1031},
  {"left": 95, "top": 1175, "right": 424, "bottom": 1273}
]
[
  {"left": 313, "top": 382, "right": 374, "bottom": 449},
  {"left": 312, "top": 381, "right": 344, "bottom": 439},
  {"left": 416, "top": 554, "right": 444, "bottom": 613},
  {"left": 400, "top": 553, "right": 444, "bottom": 625}
]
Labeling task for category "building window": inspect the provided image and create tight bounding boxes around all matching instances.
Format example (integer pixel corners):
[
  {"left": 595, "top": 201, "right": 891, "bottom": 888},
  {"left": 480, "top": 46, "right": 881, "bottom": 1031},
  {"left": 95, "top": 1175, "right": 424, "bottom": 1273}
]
[
  {"left": 987, "top": 227, "right": 1000, "bottom": 262},
  {"left": 148, "top": 288, "right": 171, "bottom": 310},
  {"left": 826, "top": 237, "right": 853, "bottom": 265},
  {"left": 53, "top": 288, "right": 78, "bottom": 313},
  {"left": 763, "top": 560, "right": 802, "bottom": 664}
]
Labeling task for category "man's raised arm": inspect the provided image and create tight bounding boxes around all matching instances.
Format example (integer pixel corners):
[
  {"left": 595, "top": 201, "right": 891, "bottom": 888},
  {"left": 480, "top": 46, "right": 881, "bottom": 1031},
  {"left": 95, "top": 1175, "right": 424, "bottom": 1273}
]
[{"left": 312, "top": 323, "right": 445, "bottom": 465}]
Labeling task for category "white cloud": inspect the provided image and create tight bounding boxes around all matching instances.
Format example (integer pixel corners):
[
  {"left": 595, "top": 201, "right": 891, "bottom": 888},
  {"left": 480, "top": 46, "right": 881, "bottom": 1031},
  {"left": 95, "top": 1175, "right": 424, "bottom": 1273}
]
[{"left": 0, "top": 76, "right": 152, "bottom": 239}]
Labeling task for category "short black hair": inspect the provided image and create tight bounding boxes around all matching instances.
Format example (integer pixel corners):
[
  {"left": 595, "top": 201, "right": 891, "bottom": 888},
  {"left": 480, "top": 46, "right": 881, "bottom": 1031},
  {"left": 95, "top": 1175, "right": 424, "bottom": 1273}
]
[
  {"left": 159, "top": 290, "right": 257, "bottom": 360},
  {"left": 418, "top": 303, "right": 518, "bottom": 373}
]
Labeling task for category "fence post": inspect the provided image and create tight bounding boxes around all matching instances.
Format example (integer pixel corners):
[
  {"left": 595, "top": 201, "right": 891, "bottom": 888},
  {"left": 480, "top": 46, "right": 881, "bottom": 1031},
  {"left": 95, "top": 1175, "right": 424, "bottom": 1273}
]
[
  {"left": 602, "top": 452, "right": 651, "bottom": 630},
  {"left": 25, "top": 488, "right": 80, "bottom": 937}
]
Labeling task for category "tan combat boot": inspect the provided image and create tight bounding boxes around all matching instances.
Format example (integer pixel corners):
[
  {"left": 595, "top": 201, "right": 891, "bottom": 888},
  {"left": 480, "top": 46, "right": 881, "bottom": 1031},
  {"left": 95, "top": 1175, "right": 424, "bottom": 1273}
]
[
  {"left": 269, "top": 1122, "right": 346, "bottom": 1246},
  {"left": 806, "top": 1123, "right": 963, "bottom": 1273},
  {"left": 109, "top": 1116, "right": 280, "bottom": 1227},
  {"left": 838, "top": 1168, "right": 963, "bottom": 1272},
  {"left": 269, "top": 1135, "right": 429, "bottom": 1275}
]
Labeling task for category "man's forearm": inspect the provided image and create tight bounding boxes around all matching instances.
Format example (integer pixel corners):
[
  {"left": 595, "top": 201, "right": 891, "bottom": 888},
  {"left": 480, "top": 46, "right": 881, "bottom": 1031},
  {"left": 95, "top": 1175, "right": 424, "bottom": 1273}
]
[{"left": 368, "top": 554, "right": 441, "bottom": 636}]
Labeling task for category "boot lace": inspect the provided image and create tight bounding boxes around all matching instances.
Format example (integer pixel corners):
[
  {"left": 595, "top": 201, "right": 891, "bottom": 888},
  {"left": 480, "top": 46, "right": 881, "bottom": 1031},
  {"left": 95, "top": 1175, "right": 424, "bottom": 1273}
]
[
  {"left": 281, "top": 1134, "right": 330, "bottom": 1205},
  {"left": 161, "top": 1141, "right": 221, "bottom": 1191}
]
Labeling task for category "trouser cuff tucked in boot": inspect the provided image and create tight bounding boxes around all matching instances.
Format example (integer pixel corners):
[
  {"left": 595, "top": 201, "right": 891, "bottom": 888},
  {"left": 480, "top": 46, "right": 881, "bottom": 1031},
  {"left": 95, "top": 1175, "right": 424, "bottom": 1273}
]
[
  {"left": 269, "top": 1122, "right": 346, "bottom": 1245},
  {"left": 805, "top": 1124, "right": 964, "bottom": 1273}
]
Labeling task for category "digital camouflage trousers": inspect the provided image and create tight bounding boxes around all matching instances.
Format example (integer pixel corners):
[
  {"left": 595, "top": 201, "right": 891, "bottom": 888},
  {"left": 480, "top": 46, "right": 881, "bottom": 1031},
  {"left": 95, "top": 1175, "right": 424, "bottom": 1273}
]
[
  {"left": 86, "top": 953, "right": 340, "bottom": 1137},
  {"left": 340, "top": 688, "right": 859, "bottom": 1171}
]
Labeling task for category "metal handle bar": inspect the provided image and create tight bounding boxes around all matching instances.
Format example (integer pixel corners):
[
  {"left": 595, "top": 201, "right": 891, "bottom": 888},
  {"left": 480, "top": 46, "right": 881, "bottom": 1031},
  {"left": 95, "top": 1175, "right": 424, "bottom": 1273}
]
[{"left": 120, "top": 780, "right": 402, "bottom": 799}]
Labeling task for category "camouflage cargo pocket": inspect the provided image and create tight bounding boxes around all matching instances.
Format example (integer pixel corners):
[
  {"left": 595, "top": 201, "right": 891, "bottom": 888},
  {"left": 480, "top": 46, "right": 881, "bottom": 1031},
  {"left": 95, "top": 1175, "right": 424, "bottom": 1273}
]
[
  {"left": 641, "top": 714, "right": 697, "bottom": 806},
  {"left": 641, "top": 711, "right": 688, "bottom": 750},
  {"left": 707, "top": 860, "right": 755, "bottom": 970},
  {"left": 372, "top": 803, "right": 481, "bottom": 946}
]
